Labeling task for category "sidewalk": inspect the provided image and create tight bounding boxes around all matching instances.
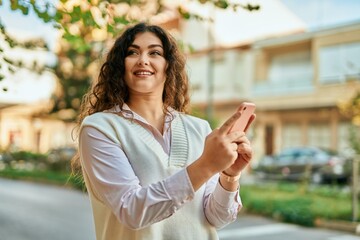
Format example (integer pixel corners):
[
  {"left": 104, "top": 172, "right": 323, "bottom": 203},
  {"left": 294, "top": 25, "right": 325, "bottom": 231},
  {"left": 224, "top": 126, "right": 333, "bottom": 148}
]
[{"left": 315, "top": 219, "right": 360, "bottom": 235}]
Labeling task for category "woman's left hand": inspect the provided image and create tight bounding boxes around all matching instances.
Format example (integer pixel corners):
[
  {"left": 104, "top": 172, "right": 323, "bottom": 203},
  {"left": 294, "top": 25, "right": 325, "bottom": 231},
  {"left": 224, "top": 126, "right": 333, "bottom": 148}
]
[{"left": 223, "top": 134, "right": 253, "bottom": 176}]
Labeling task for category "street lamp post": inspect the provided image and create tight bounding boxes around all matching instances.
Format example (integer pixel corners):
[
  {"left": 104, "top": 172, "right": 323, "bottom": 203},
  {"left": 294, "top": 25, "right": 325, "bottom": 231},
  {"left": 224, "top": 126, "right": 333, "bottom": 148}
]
[
  {"left": 352, "top": 154, "right": 359, "bottom": 222},
  {"left": 206, "top": 6, "right": 215, "bottom": 124}
]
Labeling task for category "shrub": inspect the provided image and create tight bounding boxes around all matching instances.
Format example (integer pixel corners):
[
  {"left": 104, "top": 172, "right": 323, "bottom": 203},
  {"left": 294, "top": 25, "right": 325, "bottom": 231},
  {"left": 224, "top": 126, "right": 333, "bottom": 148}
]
[
  {"left": 11, "top": 151, "right": 47, "bottom": 162},
  {"left": 241, "top": 182, "right": 359, "bottom": 226}
]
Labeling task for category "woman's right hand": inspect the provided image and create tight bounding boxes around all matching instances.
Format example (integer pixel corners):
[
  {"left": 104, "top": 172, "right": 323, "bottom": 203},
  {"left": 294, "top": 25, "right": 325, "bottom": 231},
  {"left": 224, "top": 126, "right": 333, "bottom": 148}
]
[
  {"left": 201, "top": 111, "right": 248, "bottom": 172},
  {"left": 186, "top": 111, "right": 244, "bottom": 190}
]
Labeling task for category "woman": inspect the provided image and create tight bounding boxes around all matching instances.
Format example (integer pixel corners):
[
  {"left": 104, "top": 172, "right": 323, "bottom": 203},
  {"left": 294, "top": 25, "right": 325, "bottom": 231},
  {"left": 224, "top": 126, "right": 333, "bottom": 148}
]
[{"left": 73, "top": 22, "right": 254, "bottom": 240}]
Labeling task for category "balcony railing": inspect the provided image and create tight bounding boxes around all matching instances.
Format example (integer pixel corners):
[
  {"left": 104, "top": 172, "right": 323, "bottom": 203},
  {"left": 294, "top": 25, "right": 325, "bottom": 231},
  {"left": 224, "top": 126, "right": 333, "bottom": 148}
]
[{"left": 252, "top": 80, "right": 314, "bottom": 96}]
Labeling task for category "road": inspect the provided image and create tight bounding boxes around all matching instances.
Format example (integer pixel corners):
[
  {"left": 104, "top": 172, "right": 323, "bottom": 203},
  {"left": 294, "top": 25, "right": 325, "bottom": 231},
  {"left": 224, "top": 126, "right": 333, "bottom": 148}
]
[
  {"left": 219, "top": 214, "right": 360, "bottom": 240},
  {"left": 0, "top": 178, "right": 95, "bottom": 240},
  {"left": 1, "top": 178, "right": 360, "bottom": 240}
]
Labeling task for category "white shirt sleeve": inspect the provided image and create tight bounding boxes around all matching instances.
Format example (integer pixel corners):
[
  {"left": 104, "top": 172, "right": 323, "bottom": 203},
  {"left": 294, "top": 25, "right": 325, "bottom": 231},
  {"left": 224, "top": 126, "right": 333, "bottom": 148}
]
[
  {"left": 204, "top": 174, "right": 242, "bottom": 229},
  {"left": 80, "top": 126, "right": 241, "bottom": 230}
]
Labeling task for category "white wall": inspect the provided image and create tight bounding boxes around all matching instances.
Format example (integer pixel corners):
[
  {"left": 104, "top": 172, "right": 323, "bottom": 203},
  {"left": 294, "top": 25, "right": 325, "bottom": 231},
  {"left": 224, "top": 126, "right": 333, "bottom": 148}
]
[{"left": 186, "top": 50, "right": 254, "bottom": 105}]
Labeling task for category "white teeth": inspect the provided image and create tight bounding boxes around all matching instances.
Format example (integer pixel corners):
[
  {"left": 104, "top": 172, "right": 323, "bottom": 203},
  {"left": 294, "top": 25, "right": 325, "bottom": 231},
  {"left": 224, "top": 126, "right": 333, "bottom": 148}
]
[{"left": 135, "top": 71, "right": 152, "bottom": 76}]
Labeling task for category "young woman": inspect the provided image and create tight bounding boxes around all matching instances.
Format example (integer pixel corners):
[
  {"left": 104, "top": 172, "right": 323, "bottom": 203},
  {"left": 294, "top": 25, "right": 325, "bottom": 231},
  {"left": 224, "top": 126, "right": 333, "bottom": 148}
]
[{"left": 73, "top": 22, "right": 254, "bottom": 240}]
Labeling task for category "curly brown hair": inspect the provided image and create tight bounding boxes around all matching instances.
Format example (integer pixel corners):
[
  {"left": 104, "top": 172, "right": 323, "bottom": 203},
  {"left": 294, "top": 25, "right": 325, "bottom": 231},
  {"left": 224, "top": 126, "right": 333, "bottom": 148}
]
[{"left": 71, "top": 22, "right": 190, "bottom": 173}]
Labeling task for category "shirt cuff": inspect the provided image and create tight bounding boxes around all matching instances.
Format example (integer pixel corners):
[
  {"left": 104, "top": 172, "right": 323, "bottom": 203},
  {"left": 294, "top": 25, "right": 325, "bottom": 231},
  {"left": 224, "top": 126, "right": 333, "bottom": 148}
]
[
  {"left": 212, "top": 181, "right": 241, "bottom": 208},
  {"left": 163, "top": 168, "right": 195, "bottom": 207}
]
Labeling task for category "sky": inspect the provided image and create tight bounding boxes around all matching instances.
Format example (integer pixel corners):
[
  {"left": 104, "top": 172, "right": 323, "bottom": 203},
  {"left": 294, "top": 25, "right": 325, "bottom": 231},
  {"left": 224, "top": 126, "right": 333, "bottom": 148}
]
[
  {"left": 0, "top": 0, "right": 58, "bottom": 50},
  {"left": 0, "top": 0, "right": 360, "bottom": 104},
  {"left": 1, "top": 0, "right": 360, "bottom": 50},
  {"left": 183, "top": 0, "right": 360, "bottom": 48},
  {"left": 0, "top": 0, "right": 58, "bottom": 105},
  {"left": 281, "top": 0, "right": 360, "bottom": 30}
]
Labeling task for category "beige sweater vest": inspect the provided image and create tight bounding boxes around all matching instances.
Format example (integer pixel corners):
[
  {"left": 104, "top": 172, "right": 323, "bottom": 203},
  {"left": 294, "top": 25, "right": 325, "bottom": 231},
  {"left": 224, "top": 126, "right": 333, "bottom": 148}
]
[{"left": 80, "top": 112, "right": 219, "bottom": 240}]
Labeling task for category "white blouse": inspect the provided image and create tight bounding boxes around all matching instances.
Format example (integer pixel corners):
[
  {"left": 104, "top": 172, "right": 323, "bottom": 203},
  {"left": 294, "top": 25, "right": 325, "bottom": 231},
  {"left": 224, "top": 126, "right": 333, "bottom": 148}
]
[{"left": 79, "top": 104, "right": 242, "bottom": 229}]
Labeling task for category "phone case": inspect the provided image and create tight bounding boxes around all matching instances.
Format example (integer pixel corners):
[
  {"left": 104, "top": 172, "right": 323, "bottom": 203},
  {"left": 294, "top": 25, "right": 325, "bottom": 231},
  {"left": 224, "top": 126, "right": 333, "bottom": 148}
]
[{"left": 229, "top": 102, "right": 256, "bottom": 133}]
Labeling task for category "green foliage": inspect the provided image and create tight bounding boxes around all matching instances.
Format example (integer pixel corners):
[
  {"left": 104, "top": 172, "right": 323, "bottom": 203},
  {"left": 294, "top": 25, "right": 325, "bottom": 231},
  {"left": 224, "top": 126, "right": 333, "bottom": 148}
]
[
  {"left": 0, "top": 18, "right": 49, "bottom": 83},
  {"left": 272, "top": 198, "right": 314, "bottom": 226},
  {"left": 0, "top": 167, "right": 84, "bottom": 189},
  {"left": 47, "top": 160, "right": 70, "bottom": 172},
  {"left": 8, "top": 0, "right": 54, "bottom": 23},
  {"left": 191, "top": 105, "right": 219, "bottom": 129},
  {"left": 11, "top": 150, "right": 47, "bottom": 162},
  {"left": 339, "top": 91, "right": 360, "bottom": 154},
  {"left": 0, "top": 0, "right": 260, "bottom": 120},
  {"left": 349, "top": 125, "right": 360, "bottom": 154},
  {"left": 1, "top": 150, "right": 72, "bottom": 172},
  {"left": 241, "top": 182, "right": 359, "bottom": 226}
]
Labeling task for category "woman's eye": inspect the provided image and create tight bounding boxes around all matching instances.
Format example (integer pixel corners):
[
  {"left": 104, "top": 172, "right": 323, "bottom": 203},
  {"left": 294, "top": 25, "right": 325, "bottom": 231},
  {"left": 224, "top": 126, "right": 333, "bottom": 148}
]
[
  {"left": 150, "top": 50, "right": 162, "bottom": 56},
  {"left": 127, "top": 50, "right": 138, "bottom": 56}
]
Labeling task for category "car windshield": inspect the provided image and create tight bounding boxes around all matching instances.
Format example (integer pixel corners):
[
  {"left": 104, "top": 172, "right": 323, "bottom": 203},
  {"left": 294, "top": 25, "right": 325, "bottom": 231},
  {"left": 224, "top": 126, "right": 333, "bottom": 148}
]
[{"left": 275, "top": 147, "right": 331, "bottom": 165}]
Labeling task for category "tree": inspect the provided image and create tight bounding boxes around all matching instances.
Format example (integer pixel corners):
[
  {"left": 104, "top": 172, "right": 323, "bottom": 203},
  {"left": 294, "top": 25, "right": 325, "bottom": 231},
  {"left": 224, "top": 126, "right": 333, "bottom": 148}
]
[
  {"left": 0, "top": 0, "right": 260, "bottom": 121},
  {"left": 339, "top": 91, "right": 360, "bottom": 154},
  {"left": 0, "top": 21, "right": 49, "bottom": 83}
]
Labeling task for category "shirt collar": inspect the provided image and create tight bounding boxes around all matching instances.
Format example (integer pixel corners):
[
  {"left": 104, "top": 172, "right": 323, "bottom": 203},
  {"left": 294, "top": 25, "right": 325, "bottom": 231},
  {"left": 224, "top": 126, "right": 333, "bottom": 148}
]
[{"left": 111, "top": 103, "right": 178, "bottom": 124}]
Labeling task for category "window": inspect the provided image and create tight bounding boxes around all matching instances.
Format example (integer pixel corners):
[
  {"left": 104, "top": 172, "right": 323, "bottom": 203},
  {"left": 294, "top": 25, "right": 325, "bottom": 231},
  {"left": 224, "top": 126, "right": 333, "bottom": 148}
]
[
  {"left": 307, "top": 123, "right": 331, "bottom": 149},
  {"left": 282, "top": 123, "right": 302, "bottom": 149},
  {"left": 319, "top": 42, "right": 360, "bottom": 83},
  {"left": 269, "top": 51, "right": 313, "bottom": 85}
]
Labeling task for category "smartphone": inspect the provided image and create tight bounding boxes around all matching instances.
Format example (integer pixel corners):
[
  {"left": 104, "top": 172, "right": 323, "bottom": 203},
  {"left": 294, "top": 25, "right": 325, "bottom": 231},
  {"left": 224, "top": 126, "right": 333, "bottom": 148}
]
[{"left": 228, "top": 102, "right": 256, "bottom": 133}]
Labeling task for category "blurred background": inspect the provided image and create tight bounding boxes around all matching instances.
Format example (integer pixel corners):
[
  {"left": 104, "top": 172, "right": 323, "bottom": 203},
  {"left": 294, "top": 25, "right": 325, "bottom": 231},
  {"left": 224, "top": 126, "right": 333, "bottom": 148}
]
[{"left": 1, "top": 0, "right": 360, "bottom": 239}]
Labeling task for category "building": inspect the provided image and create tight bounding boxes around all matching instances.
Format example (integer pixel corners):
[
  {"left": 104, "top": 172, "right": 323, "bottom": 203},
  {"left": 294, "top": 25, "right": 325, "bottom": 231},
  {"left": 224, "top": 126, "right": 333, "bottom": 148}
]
[
  {"left": 252, "top": 20, "right": 360, "bottom": 157},
  {"left": 184, "top": 19, "right": 360, "bottom": 166},
  {"left": 0, "top": 103, "right": 76, "bottom": 153}
]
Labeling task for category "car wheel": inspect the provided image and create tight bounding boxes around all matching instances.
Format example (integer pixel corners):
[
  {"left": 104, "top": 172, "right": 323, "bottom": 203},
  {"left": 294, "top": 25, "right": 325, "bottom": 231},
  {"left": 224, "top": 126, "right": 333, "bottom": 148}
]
[{"left": 311, "top": 172, "right": 324, "bottom": 184}]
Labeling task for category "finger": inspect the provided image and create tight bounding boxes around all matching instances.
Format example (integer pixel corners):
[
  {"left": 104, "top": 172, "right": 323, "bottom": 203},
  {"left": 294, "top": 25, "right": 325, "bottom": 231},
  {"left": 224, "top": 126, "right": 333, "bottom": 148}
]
[
  {"left": 237, "top": 144, "right": 253, "bottom": 161},
  {"left": 219, "top": 111, "right": 241, "bottom": 134},
  {"left": 237, "top": 142, "right": 252, "bottom": 153},
  {"left": 244, "top": 114, "right": 256, "bottom": 133},
  {"left": 231, "top": 142, "right": 238, "bottom": 152},
  {"left": 236, "top": 136, "right": 251, "bottom": 145},
  {"left": 227, "top": 131, "right": 246, "bottom": 143},
  {"left": 242, "top": 152, "right": 253, "bottom": 163}
]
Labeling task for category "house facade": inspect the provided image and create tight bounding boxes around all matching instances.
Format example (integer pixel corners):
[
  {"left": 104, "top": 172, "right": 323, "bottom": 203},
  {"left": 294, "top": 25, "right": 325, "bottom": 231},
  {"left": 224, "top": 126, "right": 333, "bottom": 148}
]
[
  {"left": 185, "top": 20, "right": 360, "bottom": 166},
  {"left": 0, "top": 104, "right": 76, "bottom": 153},
  {"left": 251, "top": 21, "right": 360, "bottom": 159}
]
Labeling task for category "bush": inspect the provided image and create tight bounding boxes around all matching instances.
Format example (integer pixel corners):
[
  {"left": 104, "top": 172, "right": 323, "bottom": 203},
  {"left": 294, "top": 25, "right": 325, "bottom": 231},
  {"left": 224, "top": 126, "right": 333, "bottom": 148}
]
[
  {"left": 2, "top": 150, "right": 72, "bottom": 172},
  {"left": 241, "top": 182, "right": 358, "bottom": 226},
  {"left": 0, "top": 167, "right": 85, "bottom": 190},
  {"left": 11, "top": 151, "right": 47, "bottom": 162},
  {"left": 272, "top": 198, "right": 314, "bottom": 226}
]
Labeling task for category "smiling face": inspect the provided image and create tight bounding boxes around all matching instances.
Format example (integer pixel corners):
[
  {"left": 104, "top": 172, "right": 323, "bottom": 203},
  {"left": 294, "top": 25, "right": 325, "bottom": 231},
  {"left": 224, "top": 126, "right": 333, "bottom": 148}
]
[{"left": 124, "top": 32, "right": 167, "bottom": 99}]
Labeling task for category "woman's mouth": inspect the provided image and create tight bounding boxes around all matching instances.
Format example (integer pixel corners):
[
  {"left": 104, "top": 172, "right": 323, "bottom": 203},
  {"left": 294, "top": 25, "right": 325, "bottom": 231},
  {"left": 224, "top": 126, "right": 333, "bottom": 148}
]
[{"left": 134, "top": 70, "right": 154, "bottom": 76}]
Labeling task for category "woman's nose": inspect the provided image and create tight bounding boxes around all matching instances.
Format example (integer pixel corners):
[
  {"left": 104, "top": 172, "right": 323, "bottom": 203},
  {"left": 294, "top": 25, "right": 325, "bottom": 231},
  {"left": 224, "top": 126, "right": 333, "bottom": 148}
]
[{"left": 137, "top": 54, "right": 149, "bottom": 66}]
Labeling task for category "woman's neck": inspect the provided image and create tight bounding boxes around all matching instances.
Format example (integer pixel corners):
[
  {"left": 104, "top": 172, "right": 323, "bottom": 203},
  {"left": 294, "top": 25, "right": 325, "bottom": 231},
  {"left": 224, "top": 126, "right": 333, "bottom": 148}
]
[{"left": 127, "top": 98, "right": 166, "bottom": 133}]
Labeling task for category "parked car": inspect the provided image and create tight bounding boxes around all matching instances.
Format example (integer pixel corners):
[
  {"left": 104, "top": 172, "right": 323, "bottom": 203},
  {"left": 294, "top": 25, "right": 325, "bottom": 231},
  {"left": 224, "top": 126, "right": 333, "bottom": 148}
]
[
  {"left": 0, "top": 151, "right": 13, "bottom": 165},
  {"left": 46, "top": 147, "right": 77, "bottom": 172},
  {"left": 254, "top": 146, "right": 351, "bottom": 184},
  {"left": 47, "top": 147, "right": 77, "bottom": 163}
]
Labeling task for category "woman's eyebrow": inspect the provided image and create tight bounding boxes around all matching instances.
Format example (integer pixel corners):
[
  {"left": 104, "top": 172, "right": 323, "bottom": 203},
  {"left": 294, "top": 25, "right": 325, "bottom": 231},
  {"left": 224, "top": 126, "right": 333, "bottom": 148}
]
[
  {"left": 129, "top": 44, "right": 163, "bottom": 49},
  {"left": 148, "top": 44, "right": 163, "bottom": 49}
]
